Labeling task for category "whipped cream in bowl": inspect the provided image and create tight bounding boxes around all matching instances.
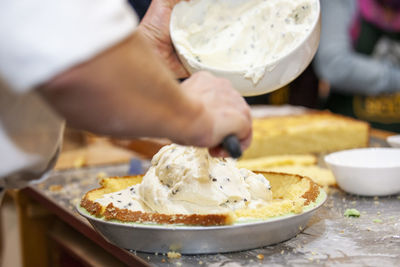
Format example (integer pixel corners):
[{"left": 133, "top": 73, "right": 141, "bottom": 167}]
[{"left": 170, "top": 0, "right": 320, "bottom": 96}]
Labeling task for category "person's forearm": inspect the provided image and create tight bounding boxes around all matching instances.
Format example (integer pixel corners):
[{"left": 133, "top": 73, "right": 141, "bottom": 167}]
[
  {"left": 38, "top": 30, "right": 204, "bottom": 144},
  {"left": 316, "top": 51, "right": 400, "bottom": 95}
]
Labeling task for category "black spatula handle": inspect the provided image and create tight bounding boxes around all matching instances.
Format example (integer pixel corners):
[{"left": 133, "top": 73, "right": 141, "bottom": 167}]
[{"left": 222, "top": 135, "right": 242, "bottom": 159}]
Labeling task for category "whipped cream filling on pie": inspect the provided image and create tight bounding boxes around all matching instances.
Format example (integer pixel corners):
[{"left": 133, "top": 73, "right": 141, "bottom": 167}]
[{"left": 95, "top": 144, "right": 272, "bottom": 215}]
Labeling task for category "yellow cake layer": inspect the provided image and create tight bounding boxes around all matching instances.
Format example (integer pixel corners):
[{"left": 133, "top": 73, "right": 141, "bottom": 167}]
[
  {"left": 237, "top": 154, "right": 317, "bottom": 169},
  {"left": 242, "top": 112, "right": 369, "bottom": 159}
]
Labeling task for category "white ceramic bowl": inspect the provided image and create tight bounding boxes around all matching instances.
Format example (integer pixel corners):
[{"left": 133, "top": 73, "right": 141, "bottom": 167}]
[
  {"left": 170, "top": 0, "right": 321, "bottom": 96},
  {"left": 387, "top": 135, "right": 400, "bottom": 148},
  {"left": 324, "top": 148, "right": 400, "bottom": 196}
]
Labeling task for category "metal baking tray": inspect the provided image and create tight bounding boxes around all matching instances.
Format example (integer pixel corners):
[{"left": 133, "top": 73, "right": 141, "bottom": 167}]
[{"left": 77, "top": 191, "right": 326, "bottom": 254}]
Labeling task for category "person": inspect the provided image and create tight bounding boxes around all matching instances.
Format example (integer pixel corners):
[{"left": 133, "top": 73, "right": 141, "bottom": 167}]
[
  {"left": 0, "top": 0, "right": 252, "bottom": 190},
  {"left": 314, "top": 0, "right": 400, "bottom": 132}
]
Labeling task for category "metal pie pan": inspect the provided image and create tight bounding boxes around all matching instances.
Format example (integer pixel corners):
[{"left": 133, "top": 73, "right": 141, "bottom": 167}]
[{"left": 77, "top": 191, "right": 326, "bottom": 254}]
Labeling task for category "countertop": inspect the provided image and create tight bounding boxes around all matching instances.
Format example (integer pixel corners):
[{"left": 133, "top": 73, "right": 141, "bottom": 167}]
[{"left": 21, "top": 134, "right": 400, "bottom": 267}]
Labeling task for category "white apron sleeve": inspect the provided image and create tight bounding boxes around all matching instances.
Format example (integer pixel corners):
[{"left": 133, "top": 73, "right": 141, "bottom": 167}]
[
  {"left": 0, "top": 0, "right": 138, "bottom": 188},
  {"left": 0, "top": 0, "right": 138, "bottom": 92}
]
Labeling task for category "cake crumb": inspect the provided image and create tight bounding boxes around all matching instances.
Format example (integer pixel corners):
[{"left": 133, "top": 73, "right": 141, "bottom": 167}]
[
  {"left": 49, "top": 185, "right": 63, "bottom": 192},
  {"left": 198, "top": 260, "right": 203, "bottom": 265},
  {"left": 281, "top": 250, "right": 284, "bottom": 255},
  {"left": 344, "top": 208, "right": 360, "bottom": 217},
  {"left": 257, "top": 254, "right": 264, "bottom": 260},
  {"left": 73, "top": 156, "right": 87, "bottom": 168},
  {"left": 167, "top": 252, "right": 181, "bottom": 259},
  {"left": 175, "top": 262, "right": 182, "bottom": 266},
  {"left": 161, "top": 259, "right": 166, "bottom": 263}
]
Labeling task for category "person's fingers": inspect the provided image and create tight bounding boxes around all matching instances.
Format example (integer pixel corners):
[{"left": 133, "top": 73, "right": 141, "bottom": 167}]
[
  {"left": 211, "top": 78, "right": 251, "bottom": 119},
  {"left": 208, "top": 147, "right": 230, "bottom": 158},
  {"left": 209, "top": 104, "right": 251, "bottom": 148}
]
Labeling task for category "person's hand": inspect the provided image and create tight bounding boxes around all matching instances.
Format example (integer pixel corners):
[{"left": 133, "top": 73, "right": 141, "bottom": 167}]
[
  {"left": 180, "top": 71, "right": 252, "bottom": 157},
  {"left": 138, "top": 0, "right": 189, "bottom": 79}
]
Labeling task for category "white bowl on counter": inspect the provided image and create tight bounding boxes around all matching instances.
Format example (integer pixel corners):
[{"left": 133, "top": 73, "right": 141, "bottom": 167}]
[
  {"left": 387, "top": 135, "right": 400, "bottom": 148},
  {"left": 324, "top": 148, "right": 400, "bottom": 196},
  {"left": 170, "top": 0, "right": 321, "bottom": 96}
]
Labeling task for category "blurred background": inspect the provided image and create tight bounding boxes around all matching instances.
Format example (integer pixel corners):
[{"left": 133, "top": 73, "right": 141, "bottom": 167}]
[{"left": 1, "top": 0, "right": 399, "bottom": 266}]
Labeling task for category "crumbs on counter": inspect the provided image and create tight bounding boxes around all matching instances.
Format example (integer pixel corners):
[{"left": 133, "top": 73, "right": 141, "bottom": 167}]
[
  {"left": 344, "top": 208, "right": 360, "bottom": 217},
  {"left": 49, "top": 185, "right": 63, "bottom": 192},
  {"left": 167, "top": 251, "right": 181, "bottom": 259},
  {"left": 257, "top": 254, "right": 264, "bottom": 260},
  {"left": 73, "top": 156, "right": 87, "bottom": 168}
]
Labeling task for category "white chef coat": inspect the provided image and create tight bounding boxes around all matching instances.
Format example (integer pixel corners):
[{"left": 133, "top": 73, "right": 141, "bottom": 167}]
[{"left": 0, "top": 0, "right": 138, "bottom": 188}]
